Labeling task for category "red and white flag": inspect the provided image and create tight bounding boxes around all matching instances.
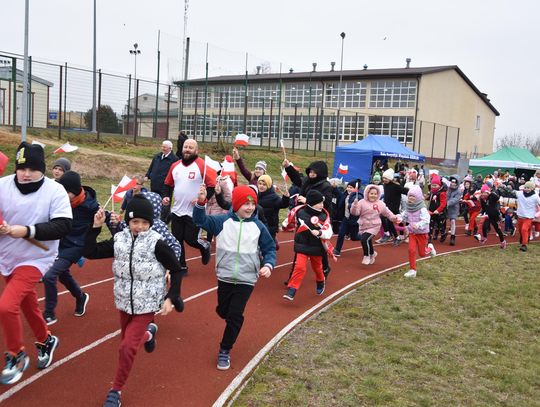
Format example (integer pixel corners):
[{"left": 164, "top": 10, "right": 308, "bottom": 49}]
[
  {"left": 114, "top": 175, "right": 137, "bottom": 194},
  {"left": 222, "top": 160, "right": 235, "bottom": 173},
  {"left": 204, "top": 155, "right": 222, "bottom": 172},
  {"left": 338, "top": 163, "right": 348, "bottom": 174},
  {"left": 234, "top": 133, "right": 249, "bottom": 146},
  {"left": 296, "top": 218, "right": 311, "bottom": 234},
  {"left": 281, "top": 168, "right": 289, "bottom": 182},
  {"left": 54, "top": 142, "right": 78, "bottom": 154},
  {"left": 0, "top": 151, "right": 8, "bottom": 176},
  {"left": 110, "top": 184, "right": 125, "bottom": 203}
]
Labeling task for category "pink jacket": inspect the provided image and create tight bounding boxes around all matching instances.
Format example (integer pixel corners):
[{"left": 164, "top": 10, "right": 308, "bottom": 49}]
[
  {"left": 350, "top": 184, "right": 398, "bottom": 235},
  {"left": 206, "top": 176, "right": 233, "bottom": 216}
]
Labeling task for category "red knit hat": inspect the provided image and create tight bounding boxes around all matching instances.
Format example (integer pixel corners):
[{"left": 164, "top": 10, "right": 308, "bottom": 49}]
[
  {"left": 232, "top": 185, "right": 258, "bottom": 212},
  {"left": 431, "top": 175, "right": 441, "bottom": 186}
]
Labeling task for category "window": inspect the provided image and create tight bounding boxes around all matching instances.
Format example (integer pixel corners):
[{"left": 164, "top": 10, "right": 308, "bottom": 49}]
[
  {"left": 284, "top": 82, "right": 323, "bottom": 108},
  {"left": 475, "top": 115, "right": 481, "bottom": 130},
  {"left": 324, "top": 81, "right": 366, "bottom": 108},
  {"left": 369, "top": 80, "right": 416, "bottom": 108},
  {"left": 211, "top": 85, "right": 245, "bottom": 109},
  {"left": 248, "top": 84, "right": 279, "bottom": 108},
  {"left": 368, "top": 116, "right": 413, "bottom": 143},
  {"left": 339, "top": 115, "right": 366, "bottom": 141}
]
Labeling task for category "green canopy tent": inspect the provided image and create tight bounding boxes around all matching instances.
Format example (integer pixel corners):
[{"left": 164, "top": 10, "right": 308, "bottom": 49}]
[{"left": 469, "top": 146, "right": 540, "bottom": 177}]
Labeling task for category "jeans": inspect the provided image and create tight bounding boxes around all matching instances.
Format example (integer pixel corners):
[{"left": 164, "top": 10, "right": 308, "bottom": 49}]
[
  {"left": 334, "top": 219, "right": 359, "bottom": 253},
  {"left": 43, "top": 257, "right": 83, "bottom": 315}
]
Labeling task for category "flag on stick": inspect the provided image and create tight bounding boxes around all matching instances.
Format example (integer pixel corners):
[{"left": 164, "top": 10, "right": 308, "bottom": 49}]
[
  {"left": 234, "top": 134, "right": 250, "bottom": 146},
  {"left": 280, "top": 139, "right": 287, "bottom": 160},
  {"left": 338, "top": 163, "right": 348, "bottom": 175},
  {"left": 54, "top": 142, "right": 78, "bottom": 154},
  {"left": 103, "top": 175, "right": 137, "bottom": 208}
]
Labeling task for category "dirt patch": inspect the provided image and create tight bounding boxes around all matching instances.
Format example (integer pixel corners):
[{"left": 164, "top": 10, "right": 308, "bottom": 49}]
[{"left": 0, "top": 129, "right": 150, "bottom": 180}]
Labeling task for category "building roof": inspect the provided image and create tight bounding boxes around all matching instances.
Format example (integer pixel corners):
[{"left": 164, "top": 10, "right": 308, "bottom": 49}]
[
  {"left": 0, "top": 66, "right": 54, "bottom": 87},
  {"left": 176, "top": 65, "right": 499, "bottom": 116}
]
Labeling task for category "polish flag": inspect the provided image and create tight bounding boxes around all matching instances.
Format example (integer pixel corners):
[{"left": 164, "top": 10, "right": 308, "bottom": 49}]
[
  {"left": 234, "top": 133, "right": 249, "bottom": 146},
  {"left": 204, "top": 155, "right": 222, "bottom": 172},
  {"left": 114, "top": 175, "right": 137, "bottom": 194},
  {"left": 281, "top": 168, "right": 290, "bottom": 182},
  {"left": 338, "top": 163, "right": 348, "bottom": 174},
  {"left": 53, "top": 142, "right": 78, "bottom": 154},
  {"left": 296, "top": 219, "right": 311, "bottom": 234},
  {"left": 111, "top": 184, "right": 125, "bottom": 203},
  {"left": 0, "top": 151, "right": 8, "bottom": 176}
]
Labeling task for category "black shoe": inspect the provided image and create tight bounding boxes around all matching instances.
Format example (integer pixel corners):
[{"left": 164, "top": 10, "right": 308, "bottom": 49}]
[
  {"left": 392, "top": 238, "right": 401, "bottom": 247},
  {"left": 473, "top": 226, "right": 478, "bottom": 235},
  {"left": 283, "top": 287, "right": 296, "bottom": 301},
  {"left": 316, "top": 281, "right": 325, "bottom": 295},
  {"left": 103, "top": 389, "right": 121, "bottom": 407},
  {"left": 144, "top": 323, "right": 158, "bottom": 353},
  {"left": 35, "top": 334, "right": 59, "bottom": 369},
  {"left": 42, "top": 312, "right": 57, "bottom": 326},
  {"left": 74, "top": 292, "right": 90, "bottom": 317},
  {"left": 323, "top": 266, "right": 331, "bottom": 280},
  {"left": 201, "top": 244, "right": 211, "bottom": 265},
  {"left": 449, "top": 235, "right": 456, "bottom": 246},
  {"left": 465, "top": 230, "right": 472, "bottom": 236},
  {"left": 439, "top": 233, "right": 447, "bottom": 243},
  {"left": 519, "top": 245, "right": 527, "bottom": 252}
]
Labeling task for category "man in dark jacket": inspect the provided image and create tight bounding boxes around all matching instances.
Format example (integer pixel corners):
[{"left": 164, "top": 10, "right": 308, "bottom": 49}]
[
  {"left": 145, "top": 140, "right": 179, "bottom": 222},
  {"left": 43, "top": 171, "right": 99, "bottom": 325}
]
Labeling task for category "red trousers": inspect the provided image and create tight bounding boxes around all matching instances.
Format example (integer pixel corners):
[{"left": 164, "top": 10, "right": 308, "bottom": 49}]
[
  {"left": 517, "top": 218, "right": 533, "bottom": 246},
  {"left": 0, "top": 266, "right": 49, "bottom": 355},
  {"left": 112, "top": 311, "right": 154, "bottom": 391},
  {"left": 468, "top": 209, "right": 481, "bottom": 232},
  {"left": 288, "top": 253, "right": 325, "bottom": 290},
  {"left": 408, "top": 233, "right": 431, "bottom": 270}
]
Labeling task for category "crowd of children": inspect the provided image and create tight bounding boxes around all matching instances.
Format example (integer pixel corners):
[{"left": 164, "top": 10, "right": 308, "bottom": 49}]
[{"left": 1, "top": 141, "right": 539, "bottom": 407}]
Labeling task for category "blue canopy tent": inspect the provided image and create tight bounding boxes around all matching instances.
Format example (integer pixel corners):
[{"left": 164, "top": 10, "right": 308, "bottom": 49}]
[{"left": 332, "top": 135, "right": 425, "bottom": 183}]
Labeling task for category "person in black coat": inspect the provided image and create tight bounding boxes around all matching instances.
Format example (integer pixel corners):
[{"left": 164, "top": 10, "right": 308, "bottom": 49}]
[
  {"left": 145, "top": 140, "right": 179, "bottom": 222},
  {"left": 176, "top": 131, "right": 188, "bottom": 158},
  {"left": 256, "top": 175, "right": 290, "bottom": 249}
]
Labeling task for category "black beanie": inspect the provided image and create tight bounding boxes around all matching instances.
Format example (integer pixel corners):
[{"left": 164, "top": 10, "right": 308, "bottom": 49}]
[
  {"left": 58, "top": 171, "right": 82, "bottom": 195},
  {"left": 125, "top": 195, "right": 154, "bottom": 226},
  {"left": 306, "top": 190, "right": 324, "bottom": 206},
  {"left": 347, "top": 178, "right": 361, "bottom": 188},
  {"left": 15, "top": 142, "right": 46, "bottom": 173}
]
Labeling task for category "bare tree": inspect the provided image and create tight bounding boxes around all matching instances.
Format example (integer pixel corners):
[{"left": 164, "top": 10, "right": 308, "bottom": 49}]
[{"left": 496, "top": 133, "right": 540, "bottom": 156}]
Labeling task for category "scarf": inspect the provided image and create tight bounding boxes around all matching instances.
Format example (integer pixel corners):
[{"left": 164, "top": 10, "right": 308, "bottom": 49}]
[
  {"left": 14, "top": 175, "right": 45, "bottom": 195},
  {"left": 70, "top": 189, "right": 86, "bottom": 208},
  {"left": 406, "top": 199, "right": 425, "bottom": 213}
]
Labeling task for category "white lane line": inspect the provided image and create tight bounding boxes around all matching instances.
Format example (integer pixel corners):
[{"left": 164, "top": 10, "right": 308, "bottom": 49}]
[{"left": 213, "top": 241, "right": 522, "bottom": 407}]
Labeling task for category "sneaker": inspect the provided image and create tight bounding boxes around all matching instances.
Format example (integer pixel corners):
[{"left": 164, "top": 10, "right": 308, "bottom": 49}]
[
  {"left": 464, "top": 223, "right": 469, "bottom": 231},
  {"left": 392, "top": 238, "right": 401, "bottom": 247},
  {"left": 42, "top": 312, "right": 57, "bottom": 326},
  {"left": 465, "top": 230, "right": 472, "bottom": 236},
  {"left": 500, "top": 240, "right": 507, "bottom": 249},
  {"left": 535, "top": 232, "right": 540, "bottom": 238},
  {"left": 316, "top": 281, "right": 325, "bottom": 295},
  {"left": 519, "top": 244, "right": 527, "bottom": 252},
  {"left": 404, "top": 269, "right": 417, "bottom": 278},
  {"left": 427, "top": 243, "right": 437, "bottom": 258},
  {"left": 332, "top": 249, "right": 341, "bottom": 257},
  {"left": 35, "top": 334, "right": 59, "bottom": 369},
  {"left": 283, "top": 287, "right": 296, "bottom": 301},
  {"left": 103, "top": 389, "right": 122, "bottom": 407},
  {"left": 144, "top": 323, "right": 158, "bottom": 353},
  {"left": 323, "top": 266, "right": 331, "bottom": 280},
  {"left": 217, "top": 349, "right": 230, "bottom": 370},
  {"left": 200, "top": 244, "right": 211, "bottom": 265},
  {"left": 376, "top": 235, "right": 391, "bottom": 244},
  {"left": 449, "top": 235, "right": 456, "bottom": 246},
  {"left": 369, "top": 251, "right": 378, "bottom": 265},
  {"left": 0, "top": 351, "right": 29, "bottom": 385},
  {"left": 439, "top": 233, "right": 447, "bottom": 243},
  {"left": 361, "top": 256, "right": 370, "bottom": 265},
  {"left": 74, "top": 292, "right": 90, "bottom": 317},
  {"left": 480, "top": 237, "right": 488, "bottom": 245},
  {"left": 473, "top": 233, "right": 482, "bottom": 242}
]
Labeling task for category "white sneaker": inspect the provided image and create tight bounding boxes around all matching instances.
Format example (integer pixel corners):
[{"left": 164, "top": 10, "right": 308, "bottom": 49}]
[
  {"left": 465, "top": 223, "right": 469, "bottom": 231},
  {"left": 427, "top": 243, "right": 436, "bottom": 257},
  {"left": 361, "top": 256, "right": 370, "bottom": 265},
  {"left": 369, "top": 251, "right": 378, "bottom": 265},
  {"left": 404, "top": 269, "right": 417, "bottom": 278},
  {"left": 535, "top": 231, "right": 540, "bottom": 238}
]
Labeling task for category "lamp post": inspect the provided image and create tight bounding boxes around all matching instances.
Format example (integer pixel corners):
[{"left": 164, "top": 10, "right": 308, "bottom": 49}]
[
  {"left": 130, "top": 43, "right": 141, "bottom": 138},
  {"left": 91, "top": 0, "right": 97, "bottom": 134},
  {"left": 335, "top": 31, "right": 345, "bottom": 148}
]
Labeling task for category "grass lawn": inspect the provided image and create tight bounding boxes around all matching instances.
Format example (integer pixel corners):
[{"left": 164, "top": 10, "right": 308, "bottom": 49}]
[{"left": 234, "top": 244, "right": 540, "bottom": 407}]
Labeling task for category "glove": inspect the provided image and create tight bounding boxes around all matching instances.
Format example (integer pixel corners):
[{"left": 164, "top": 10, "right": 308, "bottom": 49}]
[{"left": 166, "top": 270, "right": 184, "bottom": 312}]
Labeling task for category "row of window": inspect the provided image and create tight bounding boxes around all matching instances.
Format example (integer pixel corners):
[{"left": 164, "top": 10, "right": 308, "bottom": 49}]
[
  {"left": 181, "top": 80, "right": 416, "bottom": 110},
  {"left": 181, "top": 114, "right": 413, "bottom": 143}
]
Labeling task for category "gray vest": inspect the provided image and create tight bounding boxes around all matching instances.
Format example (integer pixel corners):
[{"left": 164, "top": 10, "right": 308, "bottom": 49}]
[{"left": 112, "top": 229, "right": 166, "bottom": 314}]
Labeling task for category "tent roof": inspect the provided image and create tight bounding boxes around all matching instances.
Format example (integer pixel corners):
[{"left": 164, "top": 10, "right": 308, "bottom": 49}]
[
  {"left": 336, "top": 135, "right": 425, "bottom": 161},
  {"left": 469, "top": 146, "right": 540, "bottom": 170}
]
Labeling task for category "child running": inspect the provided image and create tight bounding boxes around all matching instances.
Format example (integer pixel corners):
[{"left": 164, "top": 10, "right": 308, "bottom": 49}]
[
  {"left": 446, "top": 176, "right": 461, "bottom": 246},
  {"left": 350, "top": 184, "right": 399, "bottom": 264},
  {"left": 512, "top": 181, "right": 540, "bottom": 252},
  {"left": 401, "top": 185, "right": 437, "bottom": 278},
  {"left": 84, "top": 195, "right": 184, "bottom": 407},
  {"left": 474, "top": 184, "right": 507, "bottom": 248},
  {"left": 193, "top": 185, "right": 275, "bottom": 370},
  {"left": 284, "top": 190, "right": 333, "bottom": 300}
]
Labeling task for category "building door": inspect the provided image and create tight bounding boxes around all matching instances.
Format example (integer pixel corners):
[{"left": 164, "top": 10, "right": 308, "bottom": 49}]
[{"left": 15, "top": 91, "right": 33, "bottom": 126}]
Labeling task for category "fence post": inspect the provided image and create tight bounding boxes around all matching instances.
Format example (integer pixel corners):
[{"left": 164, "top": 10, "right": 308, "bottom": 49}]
[
  {"left": 166, "top": 84, "right": 171, "bottom": 139},
  {"left": 443, "top": 125, "right": 449, "bottom": 160},
  {"left": 11, "top": 57, "right": 17, "bottom": 131},
  {"left": 417, "top": 120, "right": 423, "bottom": 156},
  {"left": 58, "top": 65, "right": 63, "bottom": 140},
  {"left": 194, "top": 89, "right": 199, "bottom": 139},
  {"left": 217, "top": 92, "right": 223, "bottom": 144},
  {"left": 318, "top": 107, "right": 324, "bottom": 152},
  {"left": 455, "top": 128, "right": 460, "bottom": 161},
  {"left": 97, "top": 69, "right": 102, "bottom": 142},
  {"left": 268, "top": 99, "right": 273, "bottom": 150},
  {"left": 430, "top": 122, "right": 436, "bottom": 163},
  {"left": 63, "top": 62, "right": 68, "bottom": 129},
  {"left": 28, "top": 56, "right": 32, "bottom": 127},
  {"left": 126, "top": 74, "right": 131, "bottom": 135},
  {"left": 292, "top": 104, "right": 297, "bottom": 154}
]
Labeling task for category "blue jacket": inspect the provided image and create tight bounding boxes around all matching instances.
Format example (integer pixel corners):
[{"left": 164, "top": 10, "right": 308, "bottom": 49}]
[
  {"left": 146, "top": 152, "right": 179, "bottom": 195},
  {"left": 193, "top": 205, "right": 276, "bottom": 286},
  {"left": 59, "top": 186, "right": 99, "bottom": 263}
]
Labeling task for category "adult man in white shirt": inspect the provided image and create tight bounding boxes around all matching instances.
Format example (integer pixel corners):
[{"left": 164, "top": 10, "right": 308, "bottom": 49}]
[{"left": 163, "top": 139, "right": 216, "bottom": 274}]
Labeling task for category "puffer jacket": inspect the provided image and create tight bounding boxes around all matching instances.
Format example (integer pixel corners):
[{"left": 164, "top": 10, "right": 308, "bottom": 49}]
[
  {"left": 112, "top": 229, "right": 167, "bottom": 314},
  {"left": 350, "top": 184, "right": 397, "bottom": 235},
  {"left": 285, "top": 161, "right": 333, "bottom": 214},
  {"left": 446, "top": 185, "right": 461, "bottom": 219},
  {"left": 258, "top": 186, "right": 290, "bottom": 236}
]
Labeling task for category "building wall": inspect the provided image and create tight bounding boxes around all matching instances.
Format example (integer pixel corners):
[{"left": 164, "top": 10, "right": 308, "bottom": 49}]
[
  {"left": 0, "top": 79, "right": 49, "bottom": 128},
  {"left": 416, "top": 70, "right": 496, "bottom": 158}
]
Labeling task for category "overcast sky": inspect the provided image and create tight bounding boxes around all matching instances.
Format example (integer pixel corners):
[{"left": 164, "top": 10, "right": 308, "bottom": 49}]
[{"left": 2, "top": 0, "right": 539, "bottom": 143}]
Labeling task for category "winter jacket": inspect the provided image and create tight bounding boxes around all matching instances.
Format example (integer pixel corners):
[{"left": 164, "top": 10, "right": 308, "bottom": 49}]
[
  {"left": 446, "top": 186, "right": 461, "bottom": 219},
  {"left": 428, "top": 189, "right": 447, "bottom": 216},
  {"left": 58, "top": 186, "right": 99, "bottom": 263},
  {"left": 192, "top": 205, "right": 276, "bottom": 286},
  {"left": 285, "top": 161, "right": 333, "bottom": 215},
  {"left": 257, "top": 186, "right": 290, "bottom": 236},
  {"left": 206, "top": 176, "right": 233, "bottom": 216},
  {"left": 235, "top": 157, "right": 259, "bottom": 185},
  {"left": 146, "top": 152, "right": 179, "bottom": 195},
  {"left": 480, "top": 191, "right": 501, "bottom": 218},
  {"left": 351, "top": 185, "right": 397, "bottom": 235},
  {"left": 402, "top": 207, "right": 430, "bottom": 235},
  {"left": 293, "top": 205, "right": 333, "bottom": 257},
  {"left": 383, "top": 181, "right": 409, "bottom": 214},
  {"left": 84, "top": 227, "right": 183, "bottom": 315}
]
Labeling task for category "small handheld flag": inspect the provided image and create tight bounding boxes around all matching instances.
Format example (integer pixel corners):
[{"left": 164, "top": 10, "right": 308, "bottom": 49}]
[
  {"left": 54, "top": 142, "right": 78, "bottom": 154},
  {"left": 338, "top": 163, "right": 348, "bottom": 175},
  {"left": 234, "top": 134, "right": 250, "bottom": 146}
]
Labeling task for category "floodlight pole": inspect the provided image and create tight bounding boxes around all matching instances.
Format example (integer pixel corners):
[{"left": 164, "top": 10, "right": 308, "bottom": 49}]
[
  {"left": 21, "top": 0, "right": 30, "bottom": 142},
  {"left": 335, "top": 31, "right": 345, "bottom": 148}
]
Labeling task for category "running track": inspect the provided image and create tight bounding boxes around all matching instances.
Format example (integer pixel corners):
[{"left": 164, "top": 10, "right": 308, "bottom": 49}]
[{"left": 0, "top": 224, "right": 527, "bottom": 406}]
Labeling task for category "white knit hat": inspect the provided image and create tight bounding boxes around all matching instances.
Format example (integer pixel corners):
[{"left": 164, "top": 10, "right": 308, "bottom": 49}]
[{"left": 382, "top": 169, "right": 394, "bottom": 180}]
